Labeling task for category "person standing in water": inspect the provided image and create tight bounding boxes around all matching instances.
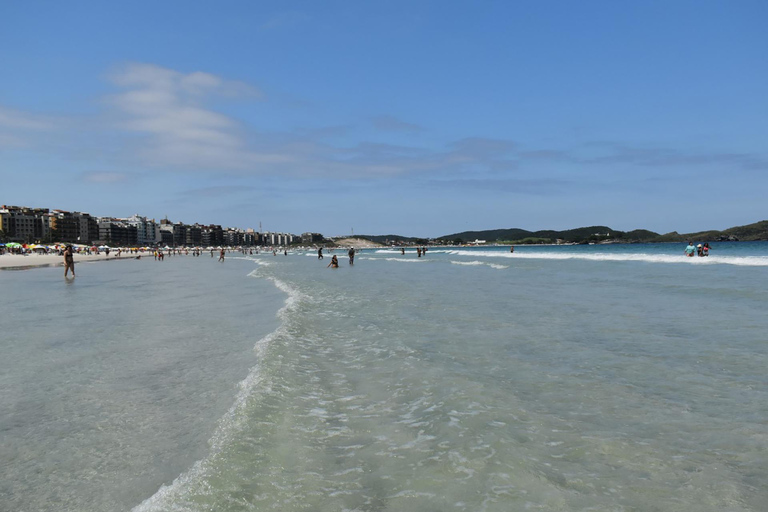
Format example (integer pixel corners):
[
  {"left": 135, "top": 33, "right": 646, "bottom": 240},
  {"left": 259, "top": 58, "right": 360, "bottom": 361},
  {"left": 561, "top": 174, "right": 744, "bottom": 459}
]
[
  {"left": 219, "top": 248, "right": 225, "bottom": 262},
  {"left": 63, "top": 245, "right": 75, "bottom": 278},
  {"left": 348, "top": 247, "right": 355, "bottom": 265},
  {"left": 318, "top": 247, "right": 324, "bottom": 259},
  {"left": 327, "top": 255, "right": 339, "bottom": 268},
  {"left": 684, "top": 242, "right": 696, "bottom": 257}
]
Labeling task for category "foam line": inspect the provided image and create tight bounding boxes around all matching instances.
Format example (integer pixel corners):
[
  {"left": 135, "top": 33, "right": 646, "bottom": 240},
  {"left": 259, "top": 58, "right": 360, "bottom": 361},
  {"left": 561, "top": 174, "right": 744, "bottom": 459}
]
[
  {"left": 443, "top": 250, "right": 768, "bottom": 267},
  {"left": 133, "top": 273, "right": 304, "bottom": 512}
]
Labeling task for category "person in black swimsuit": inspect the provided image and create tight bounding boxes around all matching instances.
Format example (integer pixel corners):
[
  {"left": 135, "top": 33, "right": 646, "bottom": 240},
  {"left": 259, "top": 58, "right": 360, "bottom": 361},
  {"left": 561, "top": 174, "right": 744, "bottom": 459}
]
[{"left": 64, "top": 245, "right": 75, "bottom": 278}]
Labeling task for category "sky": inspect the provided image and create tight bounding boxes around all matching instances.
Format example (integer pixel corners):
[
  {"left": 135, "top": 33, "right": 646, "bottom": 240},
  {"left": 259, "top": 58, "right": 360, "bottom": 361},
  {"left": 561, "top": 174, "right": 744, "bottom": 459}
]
[{"left": 1, "top": 1, "right": 766, "bottom": 238}]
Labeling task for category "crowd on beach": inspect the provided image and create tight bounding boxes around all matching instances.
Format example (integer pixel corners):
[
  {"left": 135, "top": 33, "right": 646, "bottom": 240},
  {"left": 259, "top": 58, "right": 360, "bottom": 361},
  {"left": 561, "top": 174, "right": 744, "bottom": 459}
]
[{"left": 0, "top": 243, "right": 140, "bottom": 257}]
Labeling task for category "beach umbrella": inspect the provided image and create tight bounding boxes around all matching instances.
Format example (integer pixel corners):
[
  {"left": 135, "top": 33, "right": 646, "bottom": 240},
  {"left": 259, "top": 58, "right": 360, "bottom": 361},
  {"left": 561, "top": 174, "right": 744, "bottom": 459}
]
[{"left": 6, "top": 242, "right": 22, "bottom": 248}]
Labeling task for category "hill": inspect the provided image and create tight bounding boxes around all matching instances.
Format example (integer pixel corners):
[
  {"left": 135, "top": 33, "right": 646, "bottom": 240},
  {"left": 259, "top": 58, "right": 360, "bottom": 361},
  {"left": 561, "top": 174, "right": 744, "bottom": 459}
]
[
  {"left": 439, "top": 225, "right": 624, "bottom": 244},
  {"left": 436, "top": 220, "right": 768, "bottom": 245}
]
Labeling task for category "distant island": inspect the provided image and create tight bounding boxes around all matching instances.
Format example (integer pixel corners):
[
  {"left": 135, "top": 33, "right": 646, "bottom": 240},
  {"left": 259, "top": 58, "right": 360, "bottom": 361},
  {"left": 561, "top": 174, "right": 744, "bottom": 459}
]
[{"left": 355, "top": 220, "right": 768, "bottom": 246}]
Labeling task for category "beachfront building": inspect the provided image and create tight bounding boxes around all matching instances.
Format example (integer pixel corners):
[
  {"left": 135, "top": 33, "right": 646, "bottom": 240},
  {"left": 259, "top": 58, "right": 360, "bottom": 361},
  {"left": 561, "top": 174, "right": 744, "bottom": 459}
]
[
  {"left": 244, "top": 229, "right": 258, "bottom": 246},
  {"left": 201, "top": 224, "right": 224, "bottom": 247},
  {"left": 159, "top": 218, "right": 187, "bottom": 247},
  {"left": 262, "top": 232, "right": 295, "bottom": 246},
  {"left": 173, "top": 223, "right": 186, "bottom": 247},
  {"left": 0, "top": 204, "right": 304, "bottom": 248},
  {"left": 0, "top": 208, "right": 8, "bottom": 240},
  {"left": 125, "top": 215, "right": 159, "bottom": 246},
  {"left": 186, "top": 224, "right": 203, "bottom": 246},
  {"left": 302, "top": 232, "right": 324, "bottom": 244},
  {"left": 159, "top": 228, "right": 174, "bottom": 247},
  {"left": 223, "top": 228, "right": 242, "bottom": 247},
  {"left": 1, "top": 205, "right": 51, "bottom": 243},
  {"left": 98, "top": 218, "right": 138, "bottom": 247},
  {"left": 50, "top": 210, "right": 80, "bottom": 243},
  {"left": 75, "top": 212, "right": 100, "bottom": 244}
]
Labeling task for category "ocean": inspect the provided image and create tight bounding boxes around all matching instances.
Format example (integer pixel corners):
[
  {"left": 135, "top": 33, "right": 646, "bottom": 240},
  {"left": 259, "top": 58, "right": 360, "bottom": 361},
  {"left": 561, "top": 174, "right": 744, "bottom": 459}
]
[{"left": 2, "top": 242, "right": 767, "bottom": 511}]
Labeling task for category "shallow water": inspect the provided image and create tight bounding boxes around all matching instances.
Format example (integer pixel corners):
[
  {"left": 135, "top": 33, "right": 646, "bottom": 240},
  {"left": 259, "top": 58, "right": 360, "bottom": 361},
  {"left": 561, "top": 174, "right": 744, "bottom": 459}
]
[
  {"left": 0, "top": 256, "right": 283, "bottom": 511},
  {"left": 2, "top": 243, "right": 767, "bottom": 511}
]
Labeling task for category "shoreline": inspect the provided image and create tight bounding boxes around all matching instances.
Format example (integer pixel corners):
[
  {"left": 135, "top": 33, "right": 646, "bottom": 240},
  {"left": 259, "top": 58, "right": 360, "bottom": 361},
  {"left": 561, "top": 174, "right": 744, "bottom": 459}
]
[{"left": 0, "top": 252, "right": 142, "bottom": 270}]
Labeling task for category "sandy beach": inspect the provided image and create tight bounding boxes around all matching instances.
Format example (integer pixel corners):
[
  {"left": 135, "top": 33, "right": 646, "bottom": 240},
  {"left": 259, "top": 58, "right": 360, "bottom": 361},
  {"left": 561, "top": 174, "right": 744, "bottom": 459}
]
[
  {"left": 0, "top": 252, "right": 142, "bottom": 270},
  {"left": 332, "top": 237, "right": 383, "bottom": 249}
]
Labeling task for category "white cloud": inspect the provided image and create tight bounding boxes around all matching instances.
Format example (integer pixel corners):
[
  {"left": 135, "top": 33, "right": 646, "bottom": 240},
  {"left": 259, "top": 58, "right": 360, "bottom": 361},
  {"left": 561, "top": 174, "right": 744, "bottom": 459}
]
[
  {"left": 81, "top": 171, "right": 131, "bottom": 184},
  {"left": 0, "top": 106, "right": 56, "bottom": 148},
  {"left": 105, "top": 63, "right": 271, "bottom": 170}
]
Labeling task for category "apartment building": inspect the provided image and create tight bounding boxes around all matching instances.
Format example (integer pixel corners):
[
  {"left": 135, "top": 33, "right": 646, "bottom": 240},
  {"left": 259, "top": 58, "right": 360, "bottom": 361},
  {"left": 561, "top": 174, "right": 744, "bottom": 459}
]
[
  {"left": 98, "top": 218, "right": 138, "bottom": 246},
  {"left": 186, "top": 224, "right": 202, "bottom": 246},
  {"left": 125, "top": 215, "right": 160, "bottom": 246},
  {"left": 1, "top": 205, "right": 50, "bottom": 242}
]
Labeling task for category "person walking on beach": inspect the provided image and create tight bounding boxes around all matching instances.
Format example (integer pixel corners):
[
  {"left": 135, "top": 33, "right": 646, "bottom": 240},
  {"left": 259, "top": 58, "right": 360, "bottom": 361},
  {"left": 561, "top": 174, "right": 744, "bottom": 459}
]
[
  {"left": 348, "top": 247, "right": 355, "bottom": 265},
  {"left": 684, "top": 242, "right": 696, "bottom": 257},
  {"left": 327, "top": 255, "right": 339, "bottom": 268},
  {"left": 63, "top": 245, "right": 75, "bottom": 278}
]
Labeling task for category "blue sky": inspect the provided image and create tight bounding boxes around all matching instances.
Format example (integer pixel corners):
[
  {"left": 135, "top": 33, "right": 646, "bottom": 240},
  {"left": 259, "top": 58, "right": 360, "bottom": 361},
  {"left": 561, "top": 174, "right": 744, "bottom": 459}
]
[{"left": 1, "top": 1, "right": 766, "bottom": 237}]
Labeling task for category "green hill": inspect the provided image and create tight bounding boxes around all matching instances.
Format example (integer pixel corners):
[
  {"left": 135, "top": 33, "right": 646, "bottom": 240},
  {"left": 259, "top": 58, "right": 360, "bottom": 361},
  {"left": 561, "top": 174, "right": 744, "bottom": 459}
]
[
  {"left": 439, "top": 225, "right": 626, "bottom": 244},
  {"left": 434, "top": 220, "right": 768, "bottom": 245}
]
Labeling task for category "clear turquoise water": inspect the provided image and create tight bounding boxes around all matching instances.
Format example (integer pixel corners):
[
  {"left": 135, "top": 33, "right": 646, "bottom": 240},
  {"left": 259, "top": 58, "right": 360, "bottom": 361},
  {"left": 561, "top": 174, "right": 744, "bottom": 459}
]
[{"left": 2, "top": 243, "right": 767, "bottom": 511}]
